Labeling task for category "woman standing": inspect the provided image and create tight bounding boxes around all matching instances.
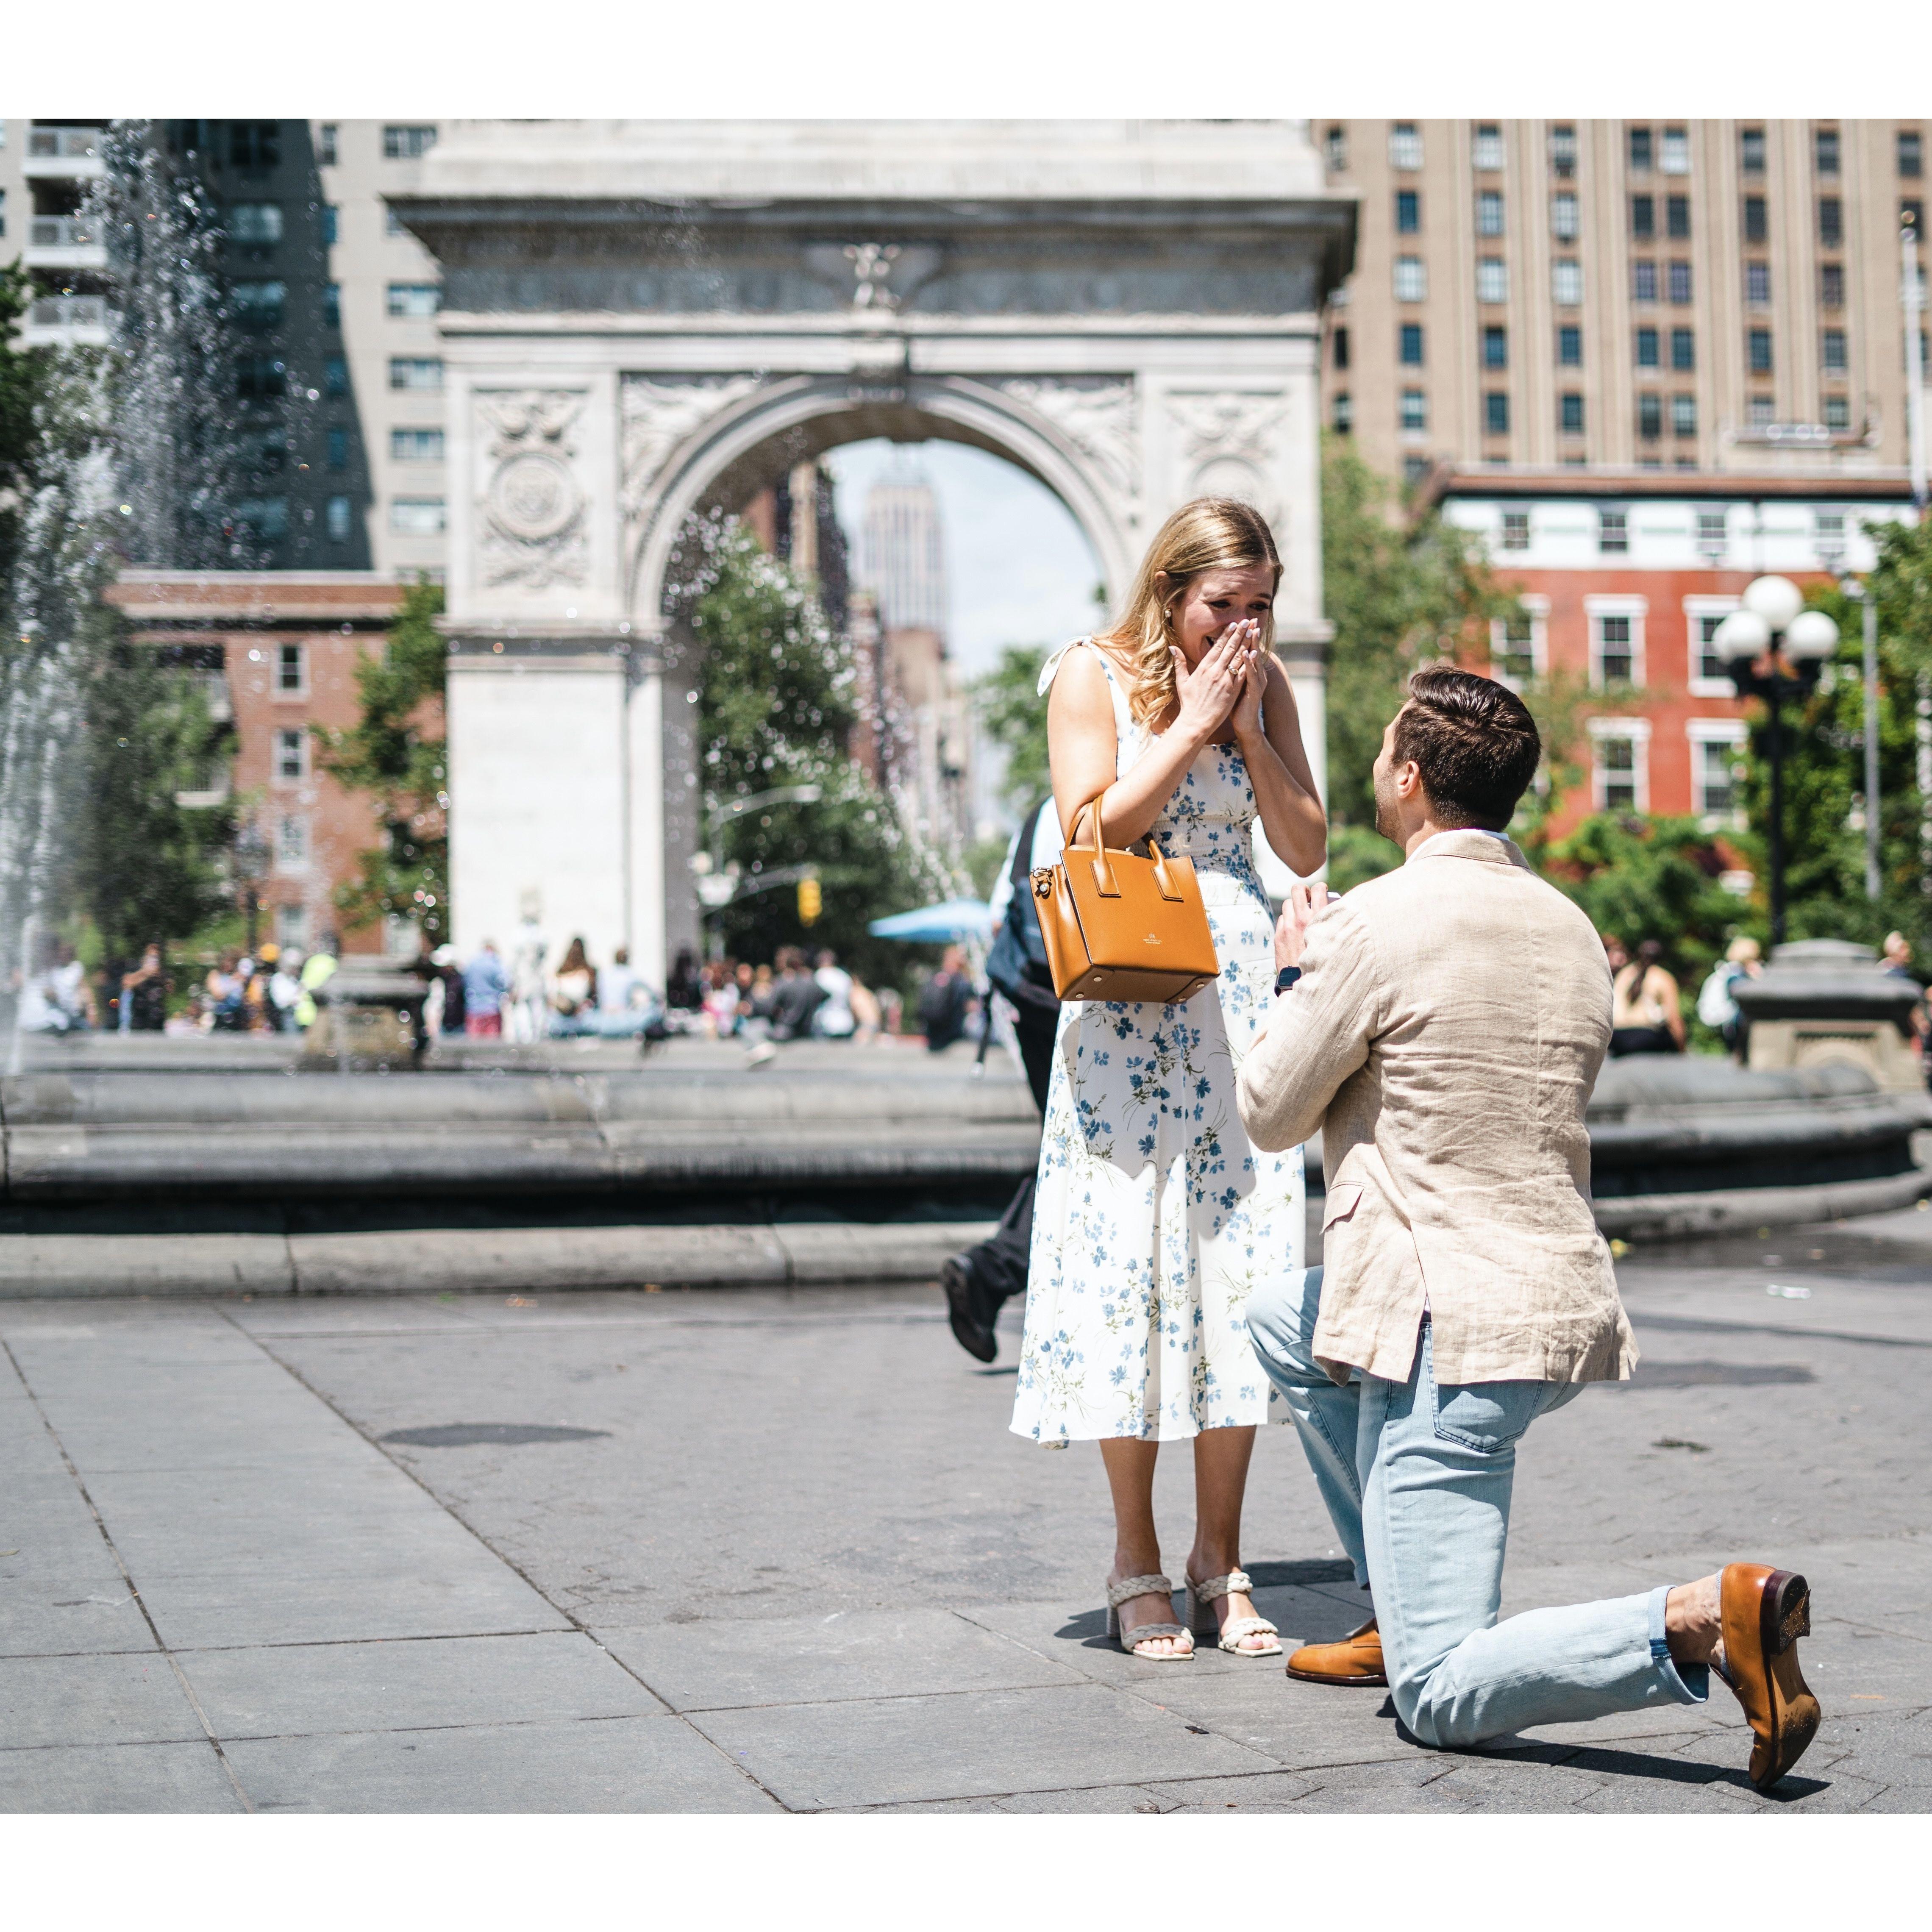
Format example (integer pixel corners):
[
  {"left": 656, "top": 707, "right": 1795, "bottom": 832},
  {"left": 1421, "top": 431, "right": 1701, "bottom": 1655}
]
[
  {"left": 1610, "top": 938, "right": 1685, "bottom": 1057},
  {"left": 1012, "top": 499, "right": 1326, "bottom": 1660}
]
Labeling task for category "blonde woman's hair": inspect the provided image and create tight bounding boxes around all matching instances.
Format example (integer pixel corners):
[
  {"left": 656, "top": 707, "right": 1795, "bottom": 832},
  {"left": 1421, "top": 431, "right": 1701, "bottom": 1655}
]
[{"left": 1095, "top": 497, "right": 1283, "bottom": 728}]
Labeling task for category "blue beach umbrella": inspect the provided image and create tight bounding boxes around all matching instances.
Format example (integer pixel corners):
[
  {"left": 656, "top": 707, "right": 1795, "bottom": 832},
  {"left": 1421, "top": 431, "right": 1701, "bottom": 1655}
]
[{"left": 867, "top": 898, "right": 993, "bottom": 943}]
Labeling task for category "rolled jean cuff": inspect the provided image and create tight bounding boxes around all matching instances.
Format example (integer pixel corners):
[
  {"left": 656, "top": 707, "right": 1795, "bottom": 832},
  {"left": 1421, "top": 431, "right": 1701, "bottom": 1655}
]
[{"left": 1647, "top": 1583, "right": 1710, "bottom": 1706}]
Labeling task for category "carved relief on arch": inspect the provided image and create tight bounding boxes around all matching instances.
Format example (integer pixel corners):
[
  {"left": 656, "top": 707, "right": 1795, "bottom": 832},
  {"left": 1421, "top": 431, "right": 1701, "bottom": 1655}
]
[
  {"left": 620, "top": 374, "right": 765, "bottom": 528},
  {"left": 476, "top": 388, "right": 589, "bottom": 590},
  {"left": 994, "top": 376, "right": 1139, "bottom": 520},
  {"left": 1164, "top": 389, "right": 1287, "bottom": 528}
]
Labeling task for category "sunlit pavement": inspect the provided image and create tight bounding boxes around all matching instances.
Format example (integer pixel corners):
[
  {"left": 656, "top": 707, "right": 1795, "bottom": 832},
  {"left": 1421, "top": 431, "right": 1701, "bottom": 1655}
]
[{"left": 3, "top": 1200, "right": 1929, "bottom": 1812}]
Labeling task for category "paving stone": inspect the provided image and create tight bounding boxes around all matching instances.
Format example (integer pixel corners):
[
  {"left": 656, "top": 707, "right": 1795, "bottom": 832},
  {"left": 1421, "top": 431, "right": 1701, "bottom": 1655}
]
[
  {"left": 222, "top": 1713, "right": 774, "bottom": 1812},
  {"left": 0, "top": 1651, "right": 204, "bottom": 1749},
  {"left": 1139, "top": 1770, "right": 1324, "bottom": 1811},
  {"left": 0, "top": 1573, "right": 156, "bottom": 1662},
  {"left": 0, "top": 1740, "right": 241, "bottom": 1812},
  {"left": 594, "top": 1606, "right": 1087, "bottom": 1712},
  {"left": 179, "top": 1631, "right": 665, "bottom": 1740},
  {"left": 685, "top": 1681, "right": 1279, "bottom": 1810}
]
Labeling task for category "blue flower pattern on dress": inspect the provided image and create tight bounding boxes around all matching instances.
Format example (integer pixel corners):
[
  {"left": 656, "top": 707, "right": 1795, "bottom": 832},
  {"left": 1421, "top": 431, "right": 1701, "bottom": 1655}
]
[{"left": 1012, "top": 642, "right": 1305, "bottom": 1446}]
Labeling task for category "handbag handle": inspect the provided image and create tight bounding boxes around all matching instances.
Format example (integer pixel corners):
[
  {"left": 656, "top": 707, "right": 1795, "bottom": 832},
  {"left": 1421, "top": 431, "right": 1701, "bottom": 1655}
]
[{"left": 1070, "top": 792, "right": 1185, "bottom": 904}]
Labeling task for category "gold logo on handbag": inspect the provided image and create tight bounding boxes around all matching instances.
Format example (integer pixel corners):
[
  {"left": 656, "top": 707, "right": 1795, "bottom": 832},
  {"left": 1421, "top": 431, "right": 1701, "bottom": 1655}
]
[{"left": 1031, "top": 791, "right": 1219, "bottom": 1004}]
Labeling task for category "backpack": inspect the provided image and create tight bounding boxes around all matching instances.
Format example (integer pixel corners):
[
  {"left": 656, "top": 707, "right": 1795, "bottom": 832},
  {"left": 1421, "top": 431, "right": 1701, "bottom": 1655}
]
[
  {"left": 1696, "top": 962, "right": 1741, "bottom": 1030},
  {"left": 984, "top": 800, "right": 1062, "bottom": 1020}
]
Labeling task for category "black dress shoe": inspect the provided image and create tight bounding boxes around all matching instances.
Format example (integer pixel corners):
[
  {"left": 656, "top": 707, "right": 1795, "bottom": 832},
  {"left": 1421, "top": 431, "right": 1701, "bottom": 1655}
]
[{"left": 941, "top": 1253, "right": 998, "bottom": 1363}]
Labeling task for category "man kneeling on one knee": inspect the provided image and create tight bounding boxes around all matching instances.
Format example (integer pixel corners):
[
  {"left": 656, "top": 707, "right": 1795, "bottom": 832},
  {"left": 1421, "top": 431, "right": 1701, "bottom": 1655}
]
[{"left": 1234, "top": 667, "right": 1819, "bottom": 1793}]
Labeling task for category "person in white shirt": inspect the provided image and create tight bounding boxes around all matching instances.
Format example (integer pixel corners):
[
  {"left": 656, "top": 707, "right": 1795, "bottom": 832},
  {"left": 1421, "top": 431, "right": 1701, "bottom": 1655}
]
[{"left": 812, "top": 950, "right": 856, "bottom": 1037}]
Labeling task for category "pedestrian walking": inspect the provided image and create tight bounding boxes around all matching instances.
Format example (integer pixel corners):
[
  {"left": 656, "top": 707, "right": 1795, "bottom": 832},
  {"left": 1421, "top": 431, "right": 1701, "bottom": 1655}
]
[
  {"left": 462, "top": 940, "right": 510, "bottom": 1038},
  {"left": 1696, "top": 935, "right": 1762, "bottom": 1060},
  {"left": 916, "top": 946, "right": 976, "bottom": 1053}
]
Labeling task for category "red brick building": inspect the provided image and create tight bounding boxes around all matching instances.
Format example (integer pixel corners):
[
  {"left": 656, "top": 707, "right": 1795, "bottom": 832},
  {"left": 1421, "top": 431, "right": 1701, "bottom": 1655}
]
[
  {"left": 1434, "top": 471, "right": 1918, "bottom": 837},
  {"left": 105, "top": 573, "right": 412, "bottom": 957}
]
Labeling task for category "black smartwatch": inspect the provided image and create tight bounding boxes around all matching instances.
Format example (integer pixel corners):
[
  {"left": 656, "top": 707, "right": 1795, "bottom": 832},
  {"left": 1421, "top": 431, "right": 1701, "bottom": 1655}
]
[{"left": 1274, "top": 965, "right": 1303, "bottom": 996}]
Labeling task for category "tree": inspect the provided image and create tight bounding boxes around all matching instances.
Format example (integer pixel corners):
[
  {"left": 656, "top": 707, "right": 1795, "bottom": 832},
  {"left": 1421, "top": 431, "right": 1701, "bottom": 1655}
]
[
  {"left": 314, "top": 576, "right": 449, "bottom": 949},
  {"left": 973, "top": 644, "right": 1053, "bottom": 816},
  {"left": 0, "top": 260, "right": 42, "bottom": 589}
]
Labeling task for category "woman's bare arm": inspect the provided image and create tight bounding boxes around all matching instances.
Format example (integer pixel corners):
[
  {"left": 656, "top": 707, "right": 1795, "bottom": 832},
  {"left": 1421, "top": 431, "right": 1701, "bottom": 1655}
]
[{"left": 1231, "top": 657, "right": 1326, "bottom": 878}]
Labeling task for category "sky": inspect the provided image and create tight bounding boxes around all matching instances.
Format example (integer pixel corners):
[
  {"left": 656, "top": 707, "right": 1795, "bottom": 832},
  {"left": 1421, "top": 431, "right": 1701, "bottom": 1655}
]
[{"left": 821, "top": 439, "right": 1104, "bottom": 681}]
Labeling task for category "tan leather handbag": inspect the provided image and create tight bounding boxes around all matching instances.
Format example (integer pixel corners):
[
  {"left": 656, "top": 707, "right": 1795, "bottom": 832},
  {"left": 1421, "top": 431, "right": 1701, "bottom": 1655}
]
[{"left": 1031, "top": 792, "right": 1220, "bottom": 1004}]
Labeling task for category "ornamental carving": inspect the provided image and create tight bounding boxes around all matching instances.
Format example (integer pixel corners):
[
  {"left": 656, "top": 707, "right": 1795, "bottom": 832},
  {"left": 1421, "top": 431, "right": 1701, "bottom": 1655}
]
[
  {"left": 1164, "top": 389, "right": 1286, "bottom": 524},
  {"left": 477, "top": 388, "right": 588, "bottom": 589},
  {"left": 996, "top": 376, "right": 1138, "bottom": 509},
  {"left": 620, "top": 374, "right": 764, "bottom": 523}
]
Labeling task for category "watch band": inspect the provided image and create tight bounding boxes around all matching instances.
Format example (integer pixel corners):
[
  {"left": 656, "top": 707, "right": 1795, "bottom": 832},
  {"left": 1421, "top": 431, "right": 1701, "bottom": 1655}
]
[{"left": 1274, "top": 965, "right": 1303, "bottom": 995}]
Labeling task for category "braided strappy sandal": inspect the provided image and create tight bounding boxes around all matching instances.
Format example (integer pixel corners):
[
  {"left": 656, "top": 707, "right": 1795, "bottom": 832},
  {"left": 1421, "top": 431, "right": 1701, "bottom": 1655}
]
[
  {"left": 1105, "top": 1574, "right": 1193, "bottom": 1660},
  {"left": 1185, "top": 1568, "right": 1283, "bottom": 1657}
]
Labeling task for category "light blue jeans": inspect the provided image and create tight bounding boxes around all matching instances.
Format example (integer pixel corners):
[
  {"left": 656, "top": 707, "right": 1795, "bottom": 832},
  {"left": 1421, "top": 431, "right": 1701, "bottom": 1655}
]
[{"left": 1247, "top": 1266, "right": 1708, "bottom": 1748}]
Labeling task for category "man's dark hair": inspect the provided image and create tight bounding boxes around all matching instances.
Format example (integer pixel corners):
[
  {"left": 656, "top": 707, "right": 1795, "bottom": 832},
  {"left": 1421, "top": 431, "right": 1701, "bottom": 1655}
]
[{"left": 1391, "top": 667, "right": 1542, "bottom": 830}]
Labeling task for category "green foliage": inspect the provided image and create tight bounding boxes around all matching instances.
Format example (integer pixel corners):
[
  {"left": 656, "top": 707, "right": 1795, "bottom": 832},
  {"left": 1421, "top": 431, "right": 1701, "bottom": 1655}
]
[
  {"left": 973, "top": 644, "right": 1053, "bottom": 816},
  {"left": 1324, "top": 823, "right": 1400, "bottom": 895},
  {"left": 673, "top": 515, "right": 943, "bottom": 990},
  {"left": 0, "top": 259, "right": 43, "bottom": 584},
  {"left": 314, "top": 576, "right": 449, "bottom": 948}
]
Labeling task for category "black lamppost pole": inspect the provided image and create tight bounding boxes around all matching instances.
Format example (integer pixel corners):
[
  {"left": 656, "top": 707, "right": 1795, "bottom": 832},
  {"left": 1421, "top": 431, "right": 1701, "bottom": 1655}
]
[{"left": 1712, "top": 575, "right": 1840, "bottom": 947}]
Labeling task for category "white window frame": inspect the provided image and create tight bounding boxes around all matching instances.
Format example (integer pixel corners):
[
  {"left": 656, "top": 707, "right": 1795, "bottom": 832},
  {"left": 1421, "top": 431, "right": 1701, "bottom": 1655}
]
[
  {"left": 1476, "top": 189, "right": 1505, "bottom": 237},
  {"left": 1551, "top": 259, "right": 1582, "bottom": 306},
  {"left": 273, "top": 727, "right": 308, "bottom": 785},
  {"left": 1587, "top": 717, "right": 1651, "bottom": 813},
  {"left": 1394, "top": 255, "right": 1427, "bottom": 302},
  {"left": 1399, "top": 388, "right": 1428, "bottom": 436},
  {"left": 1585, "top": 594, "right": 1648, "bottom": 687},
  {"left": 275, "top": 642, "right": 307, "bottom": 699},
  {"left": 1390, "top": 123, "right": 1423, "bottom": 171},
  {"left": 1685, "top": 594, "right": 1741, "bottom": 697},
  {"left": 1687, "top": 718, "right": 1748, "bottom": 825},
  {"left": 390, "top": 497, "right": 447, "bottom": 537},
  {"left": 1476, "top": 257, "right": 1508, "bottom": 304},
  {"left": 273, "top": 813, "right": 311, "bottom": 875},
  {"left": 1550, "top": 192, "right": 1579, "bottom": 240},
  {"left": 275, "top": 903, "right": 311, "bottom": 952},
  {"left": 1472, "top": 125, "right": 1504, "bottom": 172},
  {"left": 1499, "top": 509, "right": 1532, "bottom": 552},
  {"left": 1660, "top": 128, "right": 1690, "bottom": 175},
  {"left": 1490, "top": 594, "right": 1549, "bottom": 687}
]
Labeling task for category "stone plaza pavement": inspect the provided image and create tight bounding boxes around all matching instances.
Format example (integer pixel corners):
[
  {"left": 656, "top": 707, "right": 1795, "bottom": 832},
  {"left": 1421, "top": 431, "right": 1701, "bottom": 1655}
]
[{"left": 2, "top": 1201, "right": 1929, "bottom": 1812}]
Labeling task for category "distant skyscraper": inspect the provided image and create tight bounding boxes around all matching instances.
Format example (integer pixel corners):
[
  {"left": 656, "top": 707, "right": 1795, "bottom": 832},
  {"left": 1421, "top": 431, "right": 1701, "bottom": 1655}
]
[{"left": 862, "top": 465, "right": 949, "bottom": 638}]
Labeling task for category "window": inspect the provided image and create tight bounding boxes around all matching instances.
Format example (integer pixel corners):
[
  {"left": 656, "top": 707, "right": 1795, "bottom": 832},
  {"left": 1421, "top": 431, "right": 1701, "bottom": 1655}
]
[
  {"left": 276, "top": 904, "right": 310, "bottom": 952},
  {"left": 243, "top": 427, "right": 286, "bottom": 472},
  {"left": 1824, "top": 395, "right": 1852, "bottom": 431},
  {"left": 1671, "top": 328, "right": 1696, "bottom": 371},
  {"left": 1815, "top": 128, "right": 1840, "bottom": 176},
  {"left": 386, "top": 205, "right": 408, "bottom": 237},
  {"left": 1483, "top": 325, "right": 1508, "bottom": 370},
  {"left": 231, "top": 280, "right": 285, "bottom": 330},
  {"left": 323, "top": 283, "right": 339, "bottom": 329},
  {"left": 1484, "top": 391, "right": 1510, "bottom": 435},
  {"left": 1632, "top": 259, "right": 1658, "bottom": 303},
  {"left": 236, "top": 356, "right": 286, "bottom": 401},
  {"left": 321, "top": 204, "right": 338, "bottom": 246},
  {"left": 1492, "top": 607, "right": 1543, "bottom": 684},
  {"left": 1593, "top": 729, "right": 1645, "bottom": 812},
  {"left": 1476, "top": 189, "right": 1504, "bottom": 236},
  {"left": 1557, "top": 325, "right": 1582, "bottom": 367},
  {"left": 1332, "top": 325, "right": 1350, "bottom": 370},
  {"left": 1748, "top": 328, "right": 1774, "bottom": 374},
  {"left": 1400, "top": 389, "right": 1428, "bottom": 433},
  {"left": 324, "top": 354, "right": 348, "bottom": 398},
  {"left": 1631, "top": 193, "right": 1655, "bottom": 239},
  {"left": 1393, "top": 256, "right": 1427, "bottom": 302},
  {"left": 1689, "top": 722, "right": 1748, "bottom": 819},
  {"left": 1688, "top": 606, "right": 1736, "bottom": 689},
  {"left": 1395, "top": 189, "right": 1420, "bottom": 234},
  {"left": 326, "top": 495, "right": 351, "bottom": 542},
  {"left": 276, "top": 643, "right": 305, "bottom": 694},
  {"left": 1549, "top": 125, "right": 1576, "bottom": 176},
  {"left": 1324, "top": 126, "right": 1347, "bottom": 172},
  {"left": 1821, "top": 262, "right": 1844, "bottom": 308},
  {"left": 1403, "top": 455, "right": 1431, "bottom": 485},
  {"left": 1661, "top": 128, "right": 1689, "bottom": 175},
  {"left": 1332, "top": 392, "right": 1353, "bottom": 434},
  {"left": 1815, "top": 511, "right": 1846, "bottom": 559},
  {"left": 1746, "top": 260, "right": 1771, "bottom": 306},
  {"left": 1551, "top": 192, "right": 1579, "bottom": 240},
  {"left": 1695, "top": 512, "right": 1729, "bottom": 561},
  {"left": 1668, "top": 260, "right": 1692, "bottom": 304},
  {"left": 1594, "top": 614, "right": 1636, "bottom": 683},
  {"left": 1473, "top": 124, "right": 1504, "bottom": 171},
  {"left": 1637, "top": 393, "right": 1662, "bottom": 440},
  {"left": 1749, "top": 395, "right": 1775, "bottom": 428},
  {"left": 1741, "top": 127, "right": 1765, "bottom": 174},
  {"left": 1476, "top": 257, "right": 1507, "bottom": 304},
  {"left": 1672, "top": 394, "right": 1698, "bottom": 437},
  {"left": 1903, "top": 131, "right": 1925, "bottom": 179},
  {"left": 1628, "top": 126, "right": 1653, "bottom": 172},
  {"left": 1560, "top": 391, "right": 1585, "bottom": 435},
  {"left": 1598, "top": 509, "right": 1629, "bottom": 555},
  {"left": 1390, "top": 123, "right": 1422, "bottom": 171},
  {"left": 229, "top": 201, "right": 282, "bottom": 245},
  {"left": 1399, "top": 321, "right": 1425, "bottom": 365},
  {"left": 390, "top": 428, "right": 444, "bottom": 461},
  {"left": 234, "top": 497, "right": 287, "bottom": 540},
  {"left": 1822, "top": 328, "right": 1848, "bottom": 373},
  {"left": 389, "top": 357, "right": 443, "bottom": 390},
  {"left": 1501, "top": 510, "right": 1531, "bottom": 551},
  {"left": 1743, "top": 194, "right": 1767, "bottom": 244},
  {"left": 1636, "top": 326, "right": 1660, "bottom": 368},
  {"left": 386, "top": 282, "right": 441, "bottom": 318},
  {"left": 1913, "top": 330, "right": 1932, "bottom": 375},
  {"left": 390, "top": 497, "right": 446, "bottom": 536},
  {"left": 319, "top": 124, "right": 338, "bottom": 167},
  {"left": 274, "top": 814, "right": 309, "bottom": 873},
  {"left": 229, "top": 121, "right": 280, "bottom": 170},
  {"left": 326, "top": 426, "right": 348, "bottom": 470},
  {"left": 1819, "top": 197, "right": 1842, "bottom": 247},
  {"left": 274, "top": 728, "right": 307, "bottom": 782},
  {"left": 383, "top": 125, "right": 437, "bottom": 160},
  {"left": 1551, "top": 259, "right": 1582, "bottom": 306},
  {"left": 1667, "top": 195, "right": 1690, "bottom": 240}
]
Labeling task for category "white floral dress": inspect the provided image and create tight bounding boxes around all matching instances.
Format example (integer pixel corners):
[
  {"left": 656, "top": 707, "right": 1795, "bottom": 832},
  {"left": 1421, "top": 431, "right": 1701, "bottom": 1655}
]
[{"left": 1012, "top": 640, "right": 1305, "bottom": 1446}]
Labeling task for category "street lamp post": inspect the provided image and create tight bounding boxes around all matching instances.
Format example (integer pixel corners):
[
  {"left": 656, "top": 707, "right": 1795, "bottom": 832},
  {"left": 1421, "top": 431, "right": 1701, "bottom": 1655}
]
[
  {"left": 689, "top": 783, "right": 824, "bottom": 948},
  {"left": 232, "top": 822, "right": 271, "bottom": 957},
  {"left": 1712, "top": 575, "right": 1840, "bottom": 947}
]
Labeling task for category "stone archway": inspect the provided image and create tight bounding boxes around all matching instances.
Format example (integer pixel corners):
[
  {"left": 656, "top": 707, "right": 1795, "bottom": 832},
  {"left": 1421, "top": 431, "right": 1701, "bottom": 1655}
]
[{"left": 404, "top": 120, "right": 1354, "bottom": 986}]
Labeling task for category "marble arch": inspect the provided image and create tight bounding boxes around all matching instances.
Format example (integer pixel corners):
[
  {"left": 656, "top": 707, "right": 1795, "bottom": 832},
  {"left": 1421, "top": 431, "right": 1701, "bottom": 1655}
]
[{"left": 399, "top": 121, "right": 1356, "bottom": 985}]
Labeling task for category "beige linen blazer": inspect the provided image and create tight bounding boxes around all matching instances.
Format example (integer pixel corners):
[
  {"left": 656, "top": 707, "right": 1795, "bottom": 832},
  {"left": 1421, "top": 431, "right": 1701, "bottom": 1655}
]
[{"left": 1235, "top": 829, "right": 1636, "bottom": 1389}]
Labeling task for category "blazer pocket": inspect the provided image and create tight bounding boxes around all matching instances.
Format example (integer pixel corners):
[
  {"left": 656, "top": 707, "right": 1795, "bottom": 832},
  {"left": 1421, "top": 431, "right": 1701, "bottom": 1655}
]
[{"left": 1320, "top": 1184, "right": 1363, "bottom": 1231}]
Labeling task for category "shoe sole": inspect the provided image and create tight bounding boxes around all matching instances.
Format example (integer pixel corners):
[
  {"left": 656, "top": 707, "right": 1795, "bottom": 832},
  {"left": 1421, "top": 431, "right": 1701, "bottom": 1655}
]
[
  {"left": 940, "top": 1259, "right": 997, "bottom": 1364},
  {"left": 1752, "top": 1569, "right": 1821, "bottom": 1792},
  {"left": 1284, "top": 1665, "right": 1388, "bottom": 1686}
]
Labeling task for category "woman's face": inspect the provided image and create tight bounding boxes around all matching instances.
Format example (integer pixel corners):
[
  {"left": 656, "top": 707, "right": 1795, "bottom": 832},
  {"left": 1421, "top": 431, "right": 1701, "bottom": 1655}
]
[{"left": 1164, "top": 564, "right": 1276, "bottom": 665}]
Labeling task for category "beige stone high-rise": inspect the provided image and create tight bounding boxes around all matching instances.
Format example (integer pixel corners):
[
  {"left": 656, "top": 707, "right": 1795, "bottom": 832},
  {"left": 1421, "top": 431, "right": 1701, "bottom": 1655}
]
[{"left": 1316, "top": 118, "right": 1927, "bottom": 483}]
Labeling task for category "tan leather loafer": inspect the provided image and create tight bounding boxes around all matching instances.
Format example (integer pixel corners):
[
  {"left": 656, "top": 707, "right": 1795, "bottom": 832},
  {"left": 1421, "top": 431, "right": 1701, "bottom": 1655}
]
[
  {"left": 1284, "top": 1615, "right": 1387, "bottom": 1686},
  {"left": 1719, "top": 1563, "right": 1821, "bottom": 1792}
]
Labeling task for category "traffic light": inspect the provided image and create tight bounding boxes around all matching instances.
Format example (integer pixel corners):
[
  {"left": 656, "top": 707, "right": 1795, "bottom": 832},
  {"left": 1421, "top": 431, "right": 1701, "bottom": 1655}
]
[{"left": 798, "top": 874, "right": 822, "bottom": 926}]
